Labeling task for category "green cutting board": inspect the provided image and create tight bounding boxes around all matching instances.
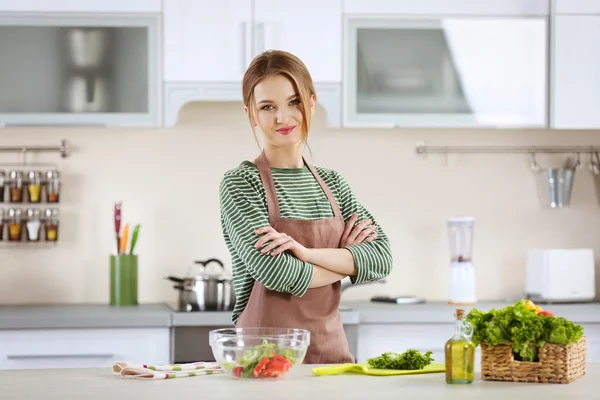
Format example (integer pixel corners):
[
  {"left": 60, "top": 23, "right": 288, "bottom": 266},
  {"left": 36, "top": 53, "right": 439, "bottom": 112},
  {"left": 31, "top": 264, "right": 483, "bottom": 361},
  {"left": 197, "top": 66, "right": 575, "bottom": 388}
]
[{"left": 312, "top": 363, "right": 445, "bottom": 376}]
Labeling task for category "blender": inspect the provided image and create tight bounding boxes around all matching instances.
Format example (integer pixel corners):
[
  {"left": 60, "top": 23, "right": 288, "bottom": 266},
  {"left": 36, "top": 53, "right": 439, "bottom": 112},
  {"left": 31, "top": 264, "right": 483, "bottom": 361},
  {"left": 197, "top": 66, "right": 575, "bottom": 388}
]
[{"left": 447, "top": 216, "right": 476, "bottom": 305}]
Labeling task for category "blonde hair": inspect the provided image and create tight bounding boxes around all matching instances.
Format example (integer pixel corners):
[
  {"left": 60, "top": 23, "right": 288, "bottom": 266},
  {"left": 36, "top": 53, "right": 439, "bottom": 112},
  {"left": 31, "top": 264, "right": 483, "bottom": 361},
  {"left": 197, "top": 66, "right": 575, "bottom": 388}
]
[{"left": 242, "top": 50, "right": 316, "bottom": 154}]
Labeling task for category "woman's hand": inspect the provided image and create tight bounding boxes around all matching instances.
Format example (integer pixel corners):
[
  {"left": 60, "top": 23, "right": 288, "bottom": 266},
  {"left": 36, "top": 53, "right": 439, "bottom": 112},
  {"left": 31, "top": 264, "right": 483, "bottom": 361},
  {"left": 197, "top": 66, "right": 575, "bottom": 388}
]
[
  {"left": 254, "top": 226, "right": 309, "bottom": 261},
  {"left": 339, "top": 213, "right": 377, "bottom": 247}
]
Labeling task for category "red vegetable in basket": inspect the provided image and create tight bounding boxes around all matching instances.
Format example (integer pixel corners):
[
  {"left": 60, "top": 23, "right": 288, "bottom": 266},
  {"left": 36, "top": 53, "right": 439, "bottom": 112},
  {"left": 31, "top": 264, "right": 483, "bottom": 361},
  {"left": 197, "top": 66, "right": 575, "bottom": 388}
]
[
  {"left": 233, "top": 366, "right": 243, "bottom": 378},
  {"left": 537, "top": 310, "right": 554, "bottom": 317}
]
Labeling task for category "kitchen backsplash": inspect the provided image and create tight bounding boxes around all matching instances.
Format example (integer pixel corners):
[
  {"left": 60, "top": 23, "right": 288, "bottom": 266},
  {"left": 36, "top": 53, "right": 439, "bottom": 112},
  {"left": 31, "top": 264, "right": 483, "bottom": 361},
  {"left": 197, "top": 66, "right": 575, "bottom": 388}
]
[{"left": 1, "top": 101, "right": 600, "bottom": 304}]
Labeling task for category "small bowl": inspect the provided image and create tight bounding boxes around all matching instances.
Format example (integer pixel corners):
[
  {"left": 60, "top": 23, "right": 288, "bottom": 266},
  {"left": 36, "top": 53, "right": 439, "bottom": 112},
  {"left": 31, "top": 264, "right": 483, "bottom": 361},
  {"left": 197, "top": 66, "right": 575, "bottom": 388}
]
[{"left": 209, "top": 327, "right": 310, "bottom": 380}]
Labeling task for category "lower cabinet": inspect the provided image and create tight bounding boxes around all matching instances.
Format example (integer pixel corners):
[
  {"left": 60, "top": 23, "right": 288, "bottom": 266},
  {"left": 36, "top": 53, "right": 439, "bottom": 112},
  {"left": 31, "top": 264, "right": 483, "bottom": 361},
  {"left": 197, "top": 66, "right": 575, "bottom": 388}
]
[
  {"left": 0, "top": 328, "right": 170, "bottom": 370},
  {"left": 356, "top": 323, "right": 456, "bottom": 365},
  {"left": 356, "top": 323, "right": 600, "bottom": 365}
]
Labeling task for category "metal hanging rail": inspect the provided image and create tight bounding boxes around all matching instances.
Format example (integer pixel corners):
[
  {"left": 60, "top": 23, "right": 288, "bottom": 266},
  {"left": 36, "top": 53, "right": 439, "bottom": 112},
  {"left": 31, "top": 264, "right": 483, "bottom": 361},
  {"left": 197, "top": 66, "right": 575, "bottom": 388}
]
[
  {"left": 415, "top": 141, "right": 599, "bottom": 156},
  {"left": 0, "top": 139, "right": 70, "bottom": 158}
]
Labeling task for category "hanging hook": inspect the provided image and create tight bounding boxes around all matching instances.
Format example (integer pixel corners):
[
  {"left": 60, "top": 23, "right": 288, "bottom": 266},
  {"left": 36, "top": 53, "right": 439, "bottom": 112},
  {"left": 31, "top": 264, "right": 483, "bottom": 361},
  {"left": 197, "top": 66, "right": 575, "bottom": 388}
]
[
  {"left": 591, "top": 152, "right": 600, "bottom": 175},
  {"left": 575, "top": 151, "right": 582, "bottom": 170},
  {"left": 529, "top": 150, "right": 540, "bottom": 172},
  {"left": 443, "top": 147, "right": 449, "bottom": 167}
]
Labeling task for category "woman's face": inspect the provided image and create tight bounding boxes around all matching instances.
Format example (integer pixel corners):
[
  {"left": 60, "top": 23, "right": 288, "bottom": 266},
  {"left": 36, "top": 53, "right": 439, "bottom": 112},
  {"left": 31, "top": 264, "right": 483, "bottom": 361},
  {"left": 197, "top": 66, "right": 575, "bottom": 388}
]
[{"left": 246, "top": 74, "right": 315, "bottom": 149}]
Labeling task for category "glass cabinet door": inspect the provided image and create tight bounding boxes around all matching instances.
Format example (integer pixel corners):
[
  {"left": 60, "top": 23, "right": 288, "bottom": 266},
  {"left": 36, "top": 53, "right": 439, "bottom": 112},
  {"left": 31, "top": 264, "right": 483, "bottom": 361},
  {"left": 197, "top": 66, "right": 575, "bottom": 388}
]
[
  {"left": 0, "top": 14, "right": 160, "bottom": 126},
  {"left": 343, "top": 17, "right": 547, "bottom": 128}
]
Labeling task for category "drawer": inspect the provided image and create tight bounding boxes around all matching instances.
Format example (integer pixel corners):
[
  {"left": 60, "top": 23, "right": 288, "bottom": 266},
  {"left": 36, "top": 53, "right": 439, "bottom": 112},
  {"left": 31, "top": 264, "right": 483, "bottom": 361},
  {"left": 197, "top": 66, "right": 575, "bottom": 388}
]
[
  {"left": 0, "top": 328, "right": 170, "bottom": 370},
  {"left": 582, "top": 324, "right": 600, "bottom": 363},
  {"left": 357, "top": 324, "right": 454, "bottom": 364}
]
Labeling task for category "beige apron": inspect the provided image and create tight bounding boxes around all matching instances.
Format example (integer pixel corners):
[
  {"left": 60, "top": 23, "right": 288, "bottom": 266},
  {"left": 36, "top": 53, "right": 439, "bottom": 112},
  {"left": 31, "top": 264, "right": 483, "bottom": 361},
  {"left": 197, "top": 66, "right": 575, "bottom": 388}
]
[{"left": 236, "top": 150, "right": 355, "bottom": 364}]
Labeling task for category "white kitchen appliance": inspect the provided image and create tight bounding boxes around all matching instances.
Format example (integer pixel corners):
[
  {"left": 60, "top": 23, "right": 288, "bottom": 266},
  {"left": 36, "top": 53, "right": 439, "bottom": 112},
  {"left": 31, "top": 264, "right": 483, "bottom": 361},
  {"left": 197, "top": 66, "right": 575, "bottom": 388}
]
[
  {"left": 525, "top": 248, "right": 596, "bottom": 303},
  {"left": 447, "top": 216, "right": 476, "bottom": 305}
]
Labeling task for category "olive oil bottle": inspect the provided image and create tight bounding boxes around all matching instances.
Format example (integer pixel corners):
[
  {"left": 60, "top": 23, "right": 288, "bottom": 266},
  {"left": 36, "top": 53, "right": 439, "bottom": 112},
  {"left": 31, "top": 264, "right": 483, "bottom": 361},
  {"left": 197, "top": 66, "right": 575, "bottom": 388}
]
[{"left": 445, "top": 308, "right": 475, "bottom": 384}]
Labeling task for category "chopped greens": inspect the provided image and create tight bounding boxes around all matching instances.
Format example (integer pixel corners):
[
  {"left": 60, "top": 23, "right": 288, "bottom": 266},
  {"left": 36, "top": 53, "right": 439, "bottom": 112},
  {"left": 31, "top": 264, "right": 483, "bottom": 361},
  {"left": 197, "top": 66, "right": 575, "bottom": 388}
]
[{"left": 367, "top": 349, "right": 434, "bottom": 370}]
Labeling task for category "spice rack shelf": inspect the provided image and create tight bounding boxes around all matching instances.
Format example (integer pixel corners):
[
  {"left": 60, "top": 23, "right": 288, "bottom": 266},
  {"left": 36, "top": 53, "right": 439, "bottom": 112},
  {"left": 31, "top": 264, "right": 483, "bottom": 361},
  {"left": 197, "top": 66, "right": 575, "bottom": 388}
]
[{"left": 0, "top": 140, "right": 69, "bottom": 246}]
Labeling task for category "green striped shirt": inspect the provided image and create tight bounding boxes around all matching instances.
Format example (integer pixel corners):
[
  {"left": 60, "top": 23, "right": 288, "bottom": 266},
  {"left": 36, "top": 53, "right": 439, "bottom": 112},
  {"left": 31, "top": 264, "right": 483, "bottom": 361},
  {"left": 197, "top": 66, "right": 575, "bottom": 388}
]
[{"left": 219, "top": 161, "right": 393, "bottom": 325}]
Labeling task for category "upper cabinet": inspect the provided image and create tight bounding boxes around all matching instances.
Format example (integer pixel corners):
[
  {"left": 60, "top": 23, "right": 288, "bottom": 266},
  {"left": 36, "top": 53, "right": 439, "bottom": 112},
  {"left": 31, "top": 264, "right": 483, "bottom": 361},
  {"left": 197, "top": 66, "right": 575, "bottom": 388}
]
[
  {"left": 253, "top": 0, "right": 341, "bottom": 82},
  {"left": 164, "top": 0, "right": 341, "bottom": 83},
  {"left": 162, "top": 0, "right": 343, "bottom": 127},
  {"left": 555, "top": 0, "right": 600, "bottom": 15},
  {"left": 551, "top": 2, "right": 600, "bottom": 129},
  {"left": 0, "top": 14, "right": 161, "bottom": 127},
  {"left": 0, "top": 0, "right": 162, "bottom": 13},
  {"left": 342, "top": 8, "right": 548, "bottom": 128},
  {"left": 163, "top": 0, "right": 252, "bottom": 83}
]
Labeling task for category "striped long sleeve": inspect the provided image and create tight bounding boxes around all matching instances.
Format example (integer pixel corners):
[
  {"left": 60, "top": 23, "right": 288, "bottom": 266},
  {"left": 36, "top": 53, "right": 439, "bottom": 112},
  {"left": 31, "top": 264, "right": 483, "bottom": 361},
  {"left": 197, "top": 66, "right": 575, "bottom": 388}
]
[
  {"left": 333, "top": 172, "right": 393, "bottom": 285},
  {"left": 219, "top": 170, "right": 314, "bottom": 322}
]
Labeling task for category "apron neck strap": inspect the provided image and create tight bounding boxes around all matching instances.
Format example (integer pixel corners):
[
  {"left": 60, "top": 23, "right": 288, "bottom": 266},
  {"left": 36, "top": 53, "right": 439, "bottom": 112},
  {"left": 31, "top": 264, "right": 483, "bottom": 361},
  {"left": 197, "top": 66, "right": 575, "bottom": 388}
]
[
  {"left": 255, "top": 150, "right": 281, "bottom": 219},
  {"left": 254, "top": 149, "right": 343, "bottom": 219}
]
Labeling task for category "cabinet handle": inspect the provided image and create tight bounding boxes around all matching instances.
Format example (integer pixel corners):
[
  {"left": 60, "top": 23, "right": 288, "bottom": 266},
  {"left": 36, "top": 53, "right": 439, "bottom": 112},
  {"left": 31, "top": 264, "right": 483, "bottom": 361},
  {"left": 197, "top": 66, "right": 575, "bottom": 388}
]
[
  {"left": 7, "top": 354, "right": 115, "bottom": 360},
  {"left": 255, "top": 23, "right": 265, "bottom": 55},
  {"left": 240, "top": 22, "right": 247, "bottom": 74}
]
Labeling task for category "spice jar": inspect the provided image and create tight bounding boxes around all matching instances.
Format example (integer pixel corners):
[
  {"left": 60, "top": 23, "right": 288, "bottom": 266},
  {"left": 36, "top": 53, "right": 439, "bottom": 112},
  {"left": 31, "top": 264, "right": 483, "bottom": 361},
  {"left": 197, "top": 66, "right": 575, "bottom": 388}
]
[
  {"left": 26, "top": 208, "right": 42, "bottom": 242},
  {"left": 0, "top": 171, "right": 5, "bottom": 203},
  {"left": 7, "top": 208, "right": 23, "bottom": 241},
  {"left": 0, "top": 208, "right": 4, "bottom": 241},
  {"left": 45, "top": 171, "right": 60, "bottom": 203},
  {"left": 8, "top": 171, "right": 23, "bottom": 203},
  {"left": 44, "top": 208, "right": 59, "bottom": 241},
  {"left": 27, "top": 171, "right": 42, "bottom": 203}
]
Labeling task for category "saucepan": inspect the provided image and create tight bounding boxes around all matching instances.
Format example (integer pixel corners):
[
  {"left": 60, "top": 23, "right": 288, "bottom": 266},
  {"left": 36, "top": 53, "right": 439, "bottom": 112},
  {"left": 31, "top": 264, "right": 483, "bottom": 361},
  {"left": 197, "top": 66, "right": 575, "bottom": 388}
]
[{"left": 162, "top": 258, "right": 235, "bottom": 312}]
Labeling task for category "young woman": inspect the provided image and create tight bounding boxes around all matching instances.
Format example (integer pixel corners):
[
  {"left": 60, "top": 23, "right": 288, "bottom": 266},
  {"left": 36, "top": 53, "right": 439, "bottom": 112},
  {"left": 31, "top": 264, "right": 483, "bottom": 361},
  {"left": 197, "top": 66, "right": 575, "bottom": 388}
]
[{"left": 219, "top": 50, "right": 393, "bottom": 364}]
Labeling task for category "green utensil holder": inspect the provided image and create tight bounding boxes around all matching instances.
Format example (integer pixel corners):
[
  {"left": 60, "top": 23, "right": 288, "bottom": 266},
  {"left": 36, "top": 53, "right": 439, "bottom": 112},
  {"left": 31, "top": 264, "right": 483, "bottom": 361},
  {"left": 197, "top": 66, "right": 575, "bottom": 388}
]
[{"left": 110, "top": 254, "right": 138, "bottom": 306}]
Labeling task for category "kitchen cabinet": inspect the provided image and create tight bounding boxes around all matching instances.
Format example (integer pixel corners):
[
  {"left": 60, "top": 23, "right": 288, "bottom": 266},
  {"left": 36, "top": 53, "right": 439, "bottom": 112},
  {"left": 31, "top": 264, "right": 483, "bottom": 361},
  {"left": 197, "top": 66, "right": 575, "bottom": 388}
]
[
  {"left": 357, "top": 323, "right": 600, "bottom": 365},
  {"left": 164, "top": 0, "right": 341, "bottom": 83},
  {"left": 556, "top": 0, "right": 600, "bottom": 15},
  {"left": 0, "top": 0, "right": 162, "bottom": 13},
  {"left": 343, "top": 0, "right": 550, "bottom": 16},
  {"left": 0, "top": 328, "right": 170, "bottom": 370},
  {"left": 253, "top": 0, "right": 342, "bottom": 83},
  {"left": 343, "top": 15, "right": 547, "bottom": 128},
  {"left": 162, "top": 0, "right": 343, "bottom": 127},
  {"left": 356, "top": 323, "right": 458, "bottom": 364},
  {"left": 163, "top": 0, "right": 252, "bottom": 83},
  {"left": 0, "top": 13, "right": 161, "bottom": 127},
  {"left": 551, "top": 15, "right": 600, "bottom": 129}
]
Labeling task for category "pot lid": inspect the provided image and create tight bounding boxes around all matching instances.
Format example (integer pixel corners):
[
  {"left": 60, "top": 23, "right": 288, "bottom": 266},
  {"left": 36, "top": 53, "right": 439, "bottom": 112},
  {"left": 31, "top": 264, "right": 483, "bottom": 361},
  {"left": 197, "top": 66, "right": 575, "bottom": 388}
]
[{"left": 190, "top": 258, "right": 231, "bottom": 281}]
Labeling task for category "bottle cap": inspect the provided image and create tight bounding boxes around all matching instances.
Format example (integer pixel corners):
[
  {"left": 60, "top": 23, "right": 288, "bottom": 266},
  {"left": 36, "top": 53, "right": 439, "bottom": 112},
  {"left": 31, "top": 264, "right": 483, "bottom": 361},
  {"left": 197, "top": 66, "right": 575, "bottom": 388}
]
[{"left": 456, "top": 308, "right": 465, "bottom": 320}]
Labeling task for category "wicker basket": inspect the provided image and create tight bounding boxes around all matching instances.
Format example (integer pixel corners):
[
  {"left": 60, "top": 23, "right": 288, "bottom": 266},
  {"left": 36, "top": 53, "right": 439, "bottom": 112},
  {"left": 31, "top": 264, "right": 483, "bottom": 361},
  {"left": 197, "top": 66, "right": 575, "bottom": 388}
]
[{"left": 480, "top": 336, "right": 586, "bottom": 384}]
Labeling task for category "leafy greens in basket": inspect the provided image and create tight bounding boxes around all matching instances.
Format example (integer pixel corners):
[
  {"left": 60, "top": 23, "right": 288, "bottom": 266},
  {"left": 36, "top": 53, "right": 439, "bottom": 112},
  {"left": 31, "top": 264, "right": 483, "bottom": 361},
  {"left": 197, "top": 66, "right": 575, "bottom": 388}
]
[{"left": 466, "top": 299, "right": 584, "bottom": 362}]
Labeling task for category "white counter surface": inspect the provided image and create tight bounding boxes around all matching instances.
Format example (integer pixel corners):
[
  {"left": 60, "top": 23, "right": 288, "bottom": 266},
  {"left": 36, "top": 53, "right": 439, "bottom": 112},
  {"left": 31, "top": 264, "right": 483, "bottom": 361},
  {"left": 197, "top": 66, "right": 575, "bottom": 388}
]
[{"left": 1, "top": 364, "right": 598, "bottom": 400}]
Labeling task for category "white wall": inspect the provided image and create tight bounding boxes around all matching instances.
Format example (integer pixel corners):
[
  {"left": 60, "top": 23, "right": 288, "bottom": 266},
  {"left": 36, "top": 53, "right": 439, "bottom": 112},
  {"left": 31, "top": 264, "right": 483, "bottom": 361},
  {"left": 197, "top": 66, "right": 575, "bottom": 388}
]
[{"left": 1, "top": 101, "right": 599, "bottom": 305}]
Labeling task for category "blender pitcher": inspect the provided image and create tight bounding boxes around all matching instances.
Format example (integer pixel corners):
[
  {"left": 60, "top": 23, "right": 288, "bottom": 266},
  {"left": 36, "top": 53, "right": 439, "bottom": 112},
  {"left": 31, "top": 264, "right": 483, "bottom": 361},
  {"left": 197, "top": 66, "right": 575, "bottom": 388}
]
[{"left": 447, "top": 216, "right": 476, "bottom": 305}]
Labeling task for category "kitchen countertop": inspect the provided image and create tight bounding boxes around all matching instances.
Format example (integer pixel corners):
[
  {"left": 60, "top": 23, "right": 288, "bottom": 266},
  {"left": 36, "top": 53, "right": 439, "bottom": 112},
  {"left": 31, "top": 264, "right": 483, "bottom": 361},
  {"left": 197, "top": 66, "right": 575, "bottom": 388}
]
[
  {"left": 340, "top": 300, "right": 600, "bottom": 324},
  {"left": 1, "top": 300, "right": 598, "bottom": 330},
  {"left": 0, "top": 364, "right": 598, "bottom": 400},
  {"left": 0, "top": 304, "right": 172, "bottom": 329}
]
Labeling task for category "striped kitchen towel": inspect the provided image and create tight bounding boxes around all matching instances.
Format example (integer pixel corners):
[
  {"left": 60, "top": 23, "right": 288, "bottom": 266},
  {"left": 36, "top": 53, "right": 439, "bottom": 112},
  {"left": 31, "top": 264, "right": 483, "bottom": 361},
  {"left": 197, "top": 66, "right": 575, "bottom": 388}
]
[{"left": 112, "top": 361, "right": 224, "bottom": 380}]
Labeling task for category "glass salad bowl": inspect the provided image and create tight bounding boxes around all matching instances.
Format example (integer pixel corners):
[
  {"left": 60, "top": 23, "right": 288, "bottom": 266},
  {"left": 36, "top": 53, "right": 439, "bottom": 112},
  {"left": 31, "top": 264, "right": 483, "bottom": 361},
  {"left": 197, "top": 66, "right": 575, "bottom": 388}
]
[{"left": 209, "top": 327, "right": 310, "bottom": 379}]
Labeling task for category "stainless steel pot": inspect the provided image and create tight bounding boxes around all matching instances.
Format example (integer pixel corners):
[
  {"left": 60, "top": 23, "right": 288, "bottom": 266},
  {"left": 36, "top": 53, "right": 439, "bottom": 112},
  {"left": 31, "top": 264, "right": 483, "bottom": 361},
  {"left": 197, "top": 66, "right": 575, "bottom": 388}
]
[{"left": 162, "top": 258, "right": 235, "bottom": 312}]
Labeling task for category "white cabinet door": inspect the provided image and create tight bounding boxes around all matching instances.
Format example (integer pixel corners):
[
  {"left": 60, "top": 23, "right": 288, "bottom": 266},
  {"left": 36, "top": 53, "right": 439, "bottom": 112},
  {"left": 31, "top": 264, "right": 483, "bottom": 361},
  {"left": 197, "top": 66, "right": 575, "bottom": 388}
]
[
  {"left": 552, "top": 16, "right": 600, "bottom": 129},
  {"left": 343, "top": 0, "right": 549, "bottom": 17},
  {"left": 344, "top": 17, "right": 547, "bottom": 128},
  {"left": 0, "top": 0, "right": 161, "bottom": 13},
  {"left": 356, "top": 324, "right": 458, "bottom": 365},
  {"left": 556, "top": 0, "right": 600, "bottom": 14},
  {"left": 253, "top": 0, "right": 342, "bottom": 82},
  {"left": 0, "top": 328, "right": 170, "bottom": 370},
  {"left": 163, "top": 0, "right": 252, "bottom": 82}
]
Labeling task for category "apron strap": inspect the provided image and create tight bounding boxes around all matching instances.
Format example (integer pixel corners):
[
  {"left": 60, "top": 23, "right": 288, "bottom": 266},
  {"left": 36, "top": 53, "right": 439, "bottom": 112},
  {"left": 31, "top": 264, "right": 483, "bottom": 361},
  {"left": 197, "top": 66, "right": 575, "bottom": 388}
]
[
  {"left": 255, "top": 150, "right": 281, "bottom": 219},
  {"left": 304, "top": 161, "right": 343, "bottom": 219},
  {"left": 254, "top": 149, "right": 343, "bottom": 220}
]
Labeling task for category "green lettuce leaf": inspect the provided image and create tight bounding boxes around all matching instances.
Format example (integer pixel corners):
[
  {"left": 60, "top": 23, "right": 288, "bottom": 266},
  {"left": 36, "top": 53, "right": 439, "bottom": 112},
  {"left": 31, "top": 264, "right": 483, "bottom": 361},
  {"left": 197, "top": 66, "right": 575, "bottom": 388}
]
[{"left": 466, "top": 300, "right": 584, "bottom": 362}]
